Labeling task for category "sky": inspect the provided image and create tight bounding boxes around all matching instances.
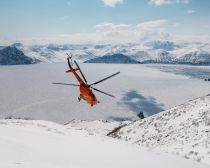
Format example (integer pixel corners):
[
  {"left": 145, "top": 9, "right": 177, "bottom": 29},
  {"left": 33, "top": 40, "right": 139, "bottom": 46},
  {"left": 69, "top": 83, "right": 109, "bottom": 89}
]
[{"left": 0, "top": 0, "right": 210, "bottom": 44}]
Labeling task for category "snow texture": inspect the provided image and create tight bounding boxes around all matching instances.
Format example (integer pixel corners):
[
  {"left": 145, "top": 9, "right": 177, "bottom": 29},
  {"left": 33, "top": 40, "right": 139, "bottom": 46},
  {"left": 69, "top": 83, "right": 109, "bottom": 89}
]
[
  {"left": 0, "top": 119, "right": 209, "bottom": 168},
  {"left": 109, "top": 95, "right": 210, "bottom": 165},
  {"left": 1, "top": 63, "right": 210, "bottom": 123}
]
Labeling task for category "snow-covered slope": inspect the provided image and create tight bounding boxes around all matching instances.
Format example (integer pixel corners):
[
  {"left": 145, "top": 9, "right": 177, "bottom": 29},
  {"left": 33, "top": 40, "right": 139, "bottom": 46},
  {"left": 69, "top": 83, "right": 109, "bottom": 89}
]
[
  {"left": 65, "top": 119, "right": 130, "bottom": 135},
  {"left": 11, "top": 43, "right": 67, "bottom": 63},
  {"left": 0, "top": 46, "right": 38, "bottom": 65},
  {"left": 108, "top": 95, "right": 210, "bottom": 164},
  {"left": 0, "top": 119, "right": 209, "bottom": 168}
]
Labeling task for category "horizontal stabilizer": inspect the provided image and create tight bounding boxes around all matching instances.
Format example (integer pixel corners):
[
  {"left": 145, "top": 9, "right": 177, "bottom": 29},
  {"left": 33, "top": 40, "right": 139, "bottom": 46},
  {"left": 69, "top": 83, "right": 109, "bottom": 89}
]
[{"left": 66, "top": 68, "right": 80, "bottom": 73}]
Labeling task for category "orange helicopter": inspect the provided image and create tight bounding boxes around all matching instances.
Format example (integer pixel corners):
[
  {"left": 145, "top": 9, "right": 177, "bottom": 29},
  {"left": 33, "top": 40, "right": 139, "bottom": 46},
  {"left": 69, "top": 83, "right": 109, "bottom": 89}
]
[{"left": 52, "top": 54, "right": 120, "bottom": 106}]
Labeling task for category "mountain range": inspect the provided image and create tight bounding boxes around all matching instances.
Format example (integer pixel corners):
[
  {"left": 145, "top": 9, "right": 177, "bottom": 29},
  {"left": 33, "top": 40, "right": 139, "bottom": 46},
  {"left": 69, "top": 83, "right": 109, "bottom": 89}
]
[{"left": 0, "top": 40, "right": 210, "bottom": 65}]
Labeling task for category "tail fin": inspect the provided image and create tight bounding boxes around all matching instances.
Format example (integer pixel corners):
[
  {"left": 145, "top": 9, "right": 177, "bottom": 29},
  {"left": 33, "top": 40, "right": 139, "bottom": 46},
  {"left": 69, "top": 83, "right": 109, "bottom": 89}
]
[{"left": 66, "top": 68, "right": 80, "bottom": 73}]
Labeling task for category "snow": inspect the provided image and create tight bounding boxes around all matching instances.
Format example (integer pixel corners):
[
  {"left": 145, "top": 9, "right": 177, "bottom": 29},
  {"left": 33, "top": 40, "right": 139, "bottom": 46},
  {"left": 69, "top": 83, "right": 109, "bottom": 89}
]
[
  {"left": 1, "top": 63, "right": 210, "bottom": 123},
  {"left": 147, "top": 64, "right": 210, "bottom": 80},
  {"left": 0, "top": 119, "right": 209, "bottom": 168},
  {"left": 3, "top": 41, "right": 210, "bottom": 64},
  {"left": 109, "top": 95, "right": 210, "bottom": 165},
  {"left": 1, "top": 62, "right": 210, "bottom": 167},
  {"left": 65, "top": 119, "right": 130, "bottom": 135}
]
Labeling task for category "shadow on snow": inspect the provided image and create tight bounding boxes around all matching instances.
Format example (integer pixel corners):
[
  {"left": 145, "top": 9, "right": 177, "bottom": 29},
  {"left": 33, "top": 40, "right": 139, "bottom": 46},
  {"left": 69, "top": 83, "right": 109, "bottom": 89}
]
[{"left": 117, "top": 90, "right": 165, "bottom": 116}]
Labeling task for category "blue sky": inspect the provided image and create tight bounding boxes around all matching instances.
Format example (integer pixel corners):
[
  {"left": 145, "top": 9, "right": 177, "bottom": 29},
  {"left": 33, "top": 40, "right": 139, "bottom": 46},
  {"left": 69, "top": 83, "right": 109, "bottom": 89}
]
[{"left": 0, "top": 0, "right": 210, "bottom": 44}]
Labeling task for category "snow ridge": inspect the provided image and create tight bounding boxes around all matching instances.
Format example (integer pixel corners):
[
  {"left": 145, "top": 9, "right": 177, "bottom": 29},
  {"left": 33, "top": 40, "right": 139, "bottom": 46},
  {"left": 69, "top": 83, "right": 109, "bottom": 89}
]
[{"left": 108, "top": 95, "right": 210, "bottom": 164}]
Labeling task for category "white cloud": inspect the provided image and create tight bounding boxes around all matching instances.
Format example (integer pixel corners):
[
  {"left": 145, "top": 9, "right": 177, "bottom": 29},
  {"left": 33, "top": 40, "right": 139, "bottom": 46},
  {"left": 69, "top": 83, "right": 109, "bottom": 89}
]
[
  {"left": 102, "top": 0, "right": 123, "bottom": 7},
  {"left": 3, "top": 19, "right": 168, "bottom": 45},
  {"left": 3, "top": 19, "right": 209, "bottom": 45},
  {"left": 94, "top": 19, "right": 170, "bottom": 43},
  {"left": 95, "top": 22, "right": 132, "bottom": 31},
  {"left": 150, "top": 0, "right": 190, "bottom": 6},
  {"left": 136, "top": 20, "right": 170, "bottom": 42},
  {"left": 150, "top": 0, "right": 172, "bottom": 6},
  {"left": 137, "top": 19, "right": 168, "bottom": 30},
  {"left": 187, "top": 10, "right": 195, "bottom": 14}
]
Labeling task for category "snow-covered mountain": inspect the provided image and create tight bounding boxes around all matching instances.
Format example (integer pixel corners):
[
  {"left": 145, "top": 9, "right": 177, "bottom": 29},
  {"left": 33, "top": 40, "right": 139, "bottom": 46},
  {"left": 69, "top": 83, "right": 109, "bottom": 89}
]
[
  {"left": 108, "top": 94, "right": 210, "bottom": 165},
  {"left": 0, "top": 119, "right": 209, "bottom": 168},
  {"left": 11, "top": 43, "right": 67, "bottom": 63},
  {"left": 145, "top": 40, "right": 180, "bottom": 51},
  {"left": 84, "top": 53, "right": 140, "bottom": 64},
  {"left": 1, "top": 40, "right": 210, "bottom": 65},
  {"left": 0, "top": 46, "right": 38, "bottom": 65}
]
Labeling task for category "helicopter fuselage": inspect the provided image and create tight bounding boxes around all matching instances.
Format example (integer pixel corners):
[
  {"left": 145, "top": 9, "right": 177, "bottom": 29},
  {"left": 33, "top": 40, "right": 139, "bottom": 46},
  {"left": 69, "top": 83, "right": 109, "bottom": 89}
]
[
  {"left": 79, "top": 83, "right": 97, "bottom": 106},
  {"left": 67, "top": 63, "right": 97, "bottom": 106}
]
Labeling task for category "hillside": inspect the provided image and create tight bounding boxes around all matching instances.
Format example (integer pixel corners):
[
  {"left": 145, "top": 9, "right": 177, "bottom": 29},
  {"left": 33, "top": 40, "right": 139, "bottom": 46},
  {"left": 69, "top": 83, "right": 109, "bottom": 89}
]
[
  {"left": 0, "top": 119, "right": 209, "bottom": 168},
  {"left": 108, "top": 95, "right": 210, "bottom": 164},
  {"left": 0, "top": 46, "right": 37, "bottom": 65}
]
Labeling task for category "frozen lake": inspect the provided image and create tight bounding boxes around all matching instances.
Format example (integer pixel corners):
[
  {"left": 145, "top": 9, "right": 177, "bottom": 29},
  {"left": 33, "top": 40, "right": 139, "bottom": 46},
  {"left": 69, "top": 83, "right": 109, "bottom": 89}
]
[{"left": 0, "top": 63, "right": 210, "bottom": 123}]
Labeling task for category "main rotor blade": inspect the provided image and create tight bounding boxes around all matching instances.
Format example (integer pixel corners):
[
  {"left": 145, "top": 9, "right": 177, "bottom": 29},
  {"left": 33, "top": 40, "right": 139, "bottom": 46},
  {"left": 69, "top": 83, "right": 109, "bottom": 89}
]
[
  {"left": 89, "top": 72, "right": 120, "bottom": 86},
  {"left": 52, "top": 82, "right": 79, "bottom": 86},
  {"left": 91, "top": 87, "right": 115, "bottom": 98},
  {"left": 74, "top": 60, "right": 88, "bottom": 84},
  {"left": 67, "top": 57, "right": 71, "bottom": 68}
]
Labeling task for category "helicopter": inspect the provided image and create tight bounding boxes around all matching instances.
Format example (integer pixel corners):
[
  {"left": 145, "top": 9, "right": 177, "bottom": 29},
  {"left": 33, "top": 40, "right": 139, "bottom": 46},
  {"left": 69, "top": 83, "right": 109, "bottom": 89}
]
[{"left": 52, "top": 54, "right": 120, "bottom": 106}]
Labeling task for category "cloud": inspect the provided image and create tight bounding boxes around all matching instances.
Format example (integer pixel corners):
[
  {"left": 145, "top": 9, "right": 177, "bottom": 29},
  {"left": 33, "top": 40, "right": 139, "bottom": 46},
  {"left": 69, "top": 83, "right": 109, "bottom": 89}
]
[
  {"left": 187, "top": 10, "right": 195, "bottom": 14},
  {"left": 136, "top": 20, "right": 170, "bottom": 42},
  {"left": 102, "top": 0, "right": 123, "bottom": 7},
  {"left": 2, "top": 19, "right": 168, "bottom": 45},
  {"left": 95, "top": 22, "right": 132, "bottom": 31},
  {"left": 150, "top": 0, "right": 190, "bottom": 6},
  {"left": 137, "top": 19, "right": 168, "bottom": 30},
  {"left": 3, "top": 19, "right": 208, "bottom": 45},
  {"left": 149, "top": 0, "right": 172, "bottom": 6},
  {"left": 94, "top": 19, "right": 170, "bottom": 43}
]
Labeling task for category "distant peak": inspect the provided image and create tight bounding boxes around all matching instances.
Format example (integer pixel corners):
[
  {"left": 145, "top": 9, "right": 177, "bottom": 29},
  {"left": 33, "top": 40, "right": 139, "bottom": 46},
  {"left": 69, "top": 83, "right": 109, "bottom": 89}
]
[{"left": 11, "top": 42, "right": 23, "bottom": 47}]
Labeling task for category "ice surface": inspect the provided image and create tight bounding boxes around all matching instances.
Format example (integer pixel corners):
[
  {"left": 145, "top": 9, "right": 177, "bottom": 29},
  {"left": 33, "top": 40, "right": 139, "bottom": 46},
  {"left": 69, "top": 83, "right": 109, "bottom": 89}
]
[
  {"left": 0, "top": 63, "right": 210, "bottom": 123},
  {"left": 148, "top": 64, "right": 210, "bottom": 80}
]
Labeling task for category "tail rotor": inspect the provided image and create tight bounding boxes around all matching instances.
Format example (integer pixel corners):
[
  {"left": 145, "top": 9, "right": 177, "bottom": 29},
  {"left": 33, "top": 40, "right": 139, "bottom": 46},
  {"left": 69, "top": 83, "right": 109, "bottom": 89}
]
[{"left": 66, "top": 53, "right": 73, "bottom": 67}]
